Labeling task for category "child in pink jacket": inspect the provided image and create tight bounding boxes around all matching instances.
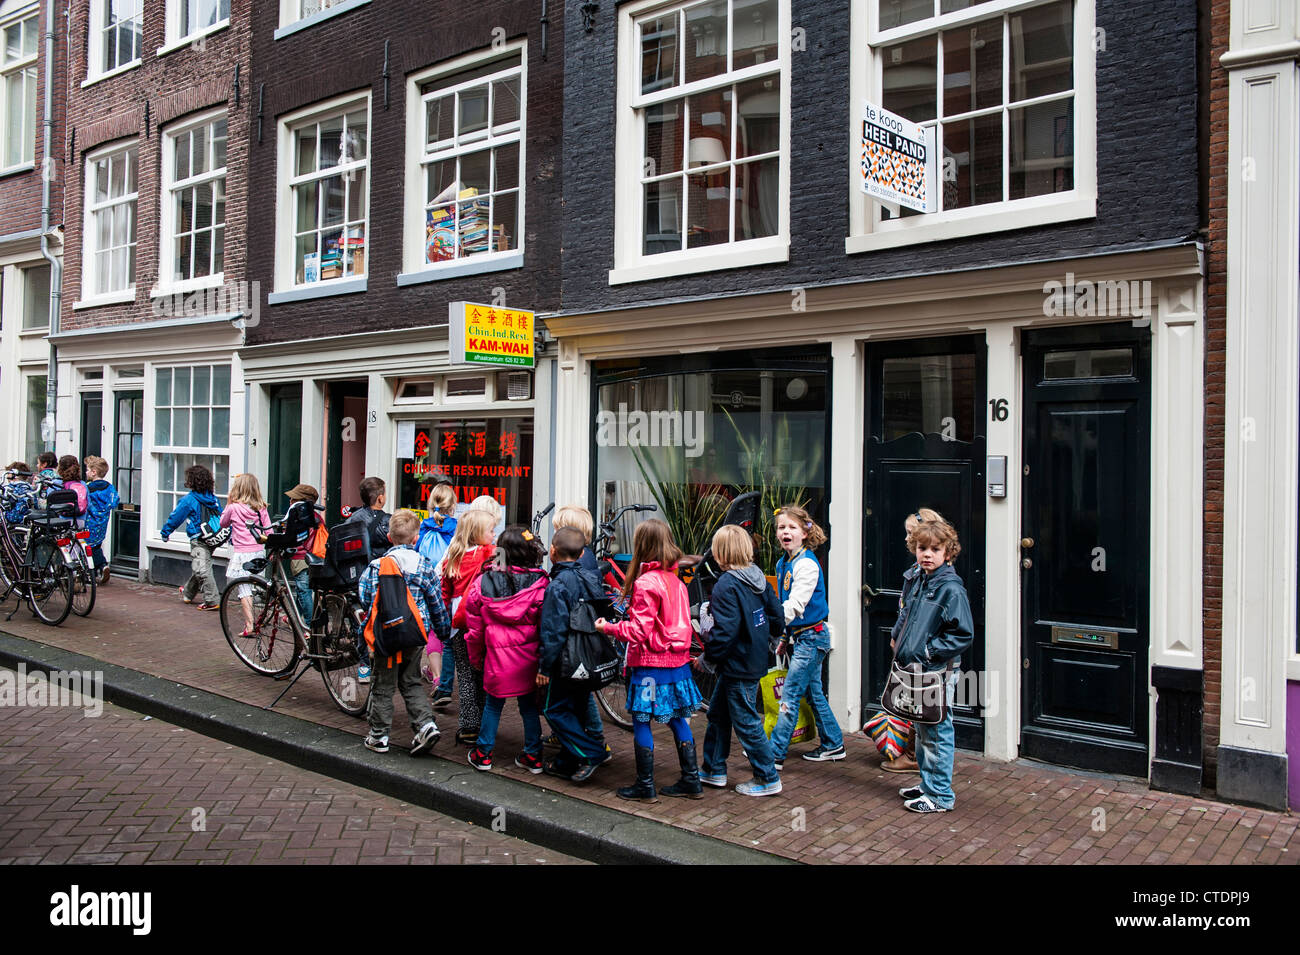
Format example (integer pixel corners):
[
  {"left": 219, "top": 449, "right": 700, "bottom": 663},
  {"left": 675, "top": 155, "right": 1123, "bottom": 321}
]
[
  {"left": 594, "top": 518, "right": 704, "bottom": 803},
  {"left": 464, "top": 526, "right": 549, "bottom": 774}
]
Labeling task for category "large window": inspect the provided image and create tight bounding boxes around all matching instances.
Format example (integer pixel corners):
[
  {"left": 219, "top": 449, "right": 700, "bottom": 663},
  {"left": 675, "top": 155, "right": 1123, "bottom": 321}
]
[
  {"left": 21, "top": 263, "right": 49, "bottom": 330},
  {"left": 167, "top": 0, "right": 230, "bottom": 45},
  {"left": 1, "top": 11, "right": 37, "bottom": 169},
  {"left": 89, "top": 0, "right": 143, "bottom": 78},
  {"left": 614, "top": 0, "right": 789, "bottom": 282},
  {"left": 395, "top": 417, "right": 534, "bottom": 528},
  {"left": 84, "top": 144, "right": 139, "bottom": 297},
  {"left": 154, "top": 364, "right": 232, "bottom": 525},
  {"left": 593, "top": 350, "right": 828, "bottom": 565},
  {"left": 162, "top": 113, "right": 227, "bottom": 287},
  {"left": 280, "top": 97, "right": 369, "bottom": 288},
  {"left": 408, "top": 49, "right": 523, "bottom": 274},
  {"left": 24, "top": 373, "right": 45, "bottom": 466}
]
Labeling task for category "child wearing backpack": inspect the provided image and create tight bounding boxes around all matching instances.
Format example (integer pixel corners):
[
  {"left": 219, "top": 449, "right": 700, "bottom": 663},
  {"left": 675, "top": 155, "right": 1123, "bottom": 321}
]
[
  {"left": 538, "top": 526, "right": 611, "bottom": 782},
  {"left": 441, "top": 508, "right": 498, "bottom": 744},
  {"left": 419, "top": 483, "right": 458, "bottom": 706},
  {"left": 3, "top": 461, "right": 34, "bottom": 525},
  {"left": 357, "top": 509, "right": 451, "bottom": 756},
  {"left": 219, "top": 474, "right": 272, "bottom": 634},
  {"left": 160, "top": 464, "right": 224, "bottom": 610},
  {"left": 594, "top": 519, "right": 704, "bottom": 803},
  {"left": 83, "top": 456, "right": 120, "bottom": 585},
  {"left": 464, "top": 526, "right": 549, "bottom": 773},
  {"left": 56, "top": 456, "right": 88, "bottom": 523},
  {"left": 699, "top": 524, "right": 786, "bottom": 797}
]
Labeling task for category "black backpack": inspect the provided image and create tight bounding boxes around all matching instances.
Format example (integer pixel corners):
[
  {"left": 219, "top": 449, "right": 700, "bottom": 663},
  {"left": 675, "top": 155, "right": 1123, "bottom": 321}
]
[
  {"left": 558, "top": 594, "right": 620, "bottom": 691},
  {"left": 195, "top": 499, "right": 232, "bottom": 549}
]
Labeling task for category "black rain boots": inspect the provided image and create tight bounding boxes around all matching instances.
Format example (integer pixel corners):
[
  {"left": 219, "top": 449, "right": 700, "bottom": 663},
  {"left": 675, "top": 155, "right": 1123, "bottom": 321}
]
[
  {"left": 659, "top": 738, "right": 704, "bottom": 799},
  {"left": 616, "top": 744, "right": 660, "bottom": 803}
]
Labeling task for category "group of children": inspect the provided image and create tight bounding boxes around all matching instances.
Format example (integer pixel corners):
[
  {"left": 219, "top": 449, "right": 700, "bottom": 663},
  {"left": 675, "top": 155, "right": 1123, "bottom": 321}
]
[{"left": 3, "top": 452, "right": 119, "bottom": 584}]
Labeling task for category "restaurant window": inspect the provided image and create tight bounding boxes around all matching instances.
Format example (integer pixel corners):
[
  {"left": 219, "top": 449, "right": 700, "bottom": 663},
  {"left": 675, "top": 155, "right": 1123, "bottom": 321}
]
[
  {"left": 593, "top": 350, "right": 829, "bottom": 566},
  {"left": 395, "top": 416, "right": 534, "bottom": 527}
]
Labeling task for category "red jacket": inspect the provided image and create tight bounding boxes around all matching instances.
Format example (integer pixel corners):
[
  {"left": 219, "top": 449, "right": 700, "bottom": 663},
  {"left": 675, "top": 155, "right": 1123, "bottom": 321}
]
[
  {"left": 442, "top": 544, "right": 496, "bottom": 630},
  {"left": 605, "top": 562, "right": 693, "bottom": 668}
]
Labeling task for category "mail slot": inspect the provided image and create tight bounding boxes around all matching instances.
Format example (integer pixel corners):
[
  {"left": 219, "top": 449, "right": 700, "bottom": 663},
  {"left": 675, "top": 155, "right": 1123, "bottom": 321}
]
[{"left": 1050, "top": 626, "right": 1119, "bottom": 649}]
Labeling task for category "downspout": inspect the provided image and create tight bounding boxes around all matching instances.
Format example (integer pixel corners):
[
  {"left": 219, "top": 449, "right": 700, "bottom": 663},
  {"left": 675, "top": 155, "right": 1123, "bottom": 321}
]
[{"left": 39, "top": 0, "right": 61, "bottom": 454}]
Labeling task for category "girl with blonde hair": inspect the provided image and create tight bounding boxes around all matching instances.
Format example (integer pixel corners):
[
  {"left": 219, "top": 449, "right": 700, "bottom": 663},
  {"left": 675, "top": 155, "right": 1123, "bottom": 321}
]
[
  {"left": 219, "top": 474, "right": 271, "bottom": 635},
  {"left": 441, "top": 506, "right": 498, "bottom": 743}
]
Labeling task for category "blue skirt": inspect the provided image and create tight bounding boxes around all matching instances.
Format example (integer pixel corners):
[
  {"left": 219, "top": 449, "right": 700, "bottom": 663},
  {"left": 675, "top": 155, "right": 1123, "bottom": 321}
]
[{"left": 625, "top": 664, "right": 704, "bottom": 723}]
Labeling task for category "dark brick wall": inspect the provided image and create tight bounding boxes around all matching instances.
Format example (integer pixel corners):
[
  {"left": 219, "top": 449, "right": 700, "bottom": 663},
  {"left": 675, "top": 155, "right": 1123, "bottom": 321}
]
[
  {"left": 61, "top": 0, "right": 250, "bottom": 333},
  {"left": 0, "top": 0, "right": 64, "bottom": 241},
  {"left": 559, "top": 0, "right": 1201, "bottom": 312},
  {"left": 244, "top": 1, "right": 564, "bottom": 347}
]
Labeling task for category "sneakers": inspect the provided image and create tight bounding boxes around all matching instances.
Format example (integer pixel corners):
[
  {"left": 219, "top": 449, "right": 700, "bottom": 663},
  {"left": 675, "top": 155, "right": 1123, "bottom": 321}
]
[
  {"left": 736, "top": 778, "right": 783, "bottom": 797},
  {"left": 514, "top": 753, "right": 544, "bottom": 775},
  {"left": 898, "top": 785, "right": 924, "bottom": 800},
  {"left": 196, "top": 602, "right": 220, "bottom": 611},
  {"left": 456, "top": 728, "right": 479, "bottom": 746},
  {"left": 542, "top": 732, "right": 561, "bottom": 747},
  {"left": 903, "top": 794, "right": 951, "bottom": 813},
  {"left": 430, "top": 689, "right": 453, "bottom": 709},
  {"left": 882, "top": 754, "right": 919, "bottom": 773},
  {"left": 100, "top": 567, "right": 111, "bottom": 585},
  {"left": 363, "top": 734, "right": 389, "bottom": 753},
  {"left": 568, "top": 761, "right": 599, "bottom": 783},
  {"left": 178, "top": 586, "right": 191, "bottom": 604},
  {"left": 410, "top": 721, "right": 441, "bottom": 756},
  {"left": 357, "top": 663, "right": 371, "bottom": 684},
  {"left": 773, "top": 757, "right": 784, "bottom": 772},
  {"left": 802, "top": 744, "right": 846, "bottom": 762},
  {"left": 599, "top": 744, "right": 614, "bottom": 765},
  {"left": 467, "top": 747, "right": 493, "bottom": 771},
  {"left": 699, "top": 773, "right": 728, "bottom": 788}
]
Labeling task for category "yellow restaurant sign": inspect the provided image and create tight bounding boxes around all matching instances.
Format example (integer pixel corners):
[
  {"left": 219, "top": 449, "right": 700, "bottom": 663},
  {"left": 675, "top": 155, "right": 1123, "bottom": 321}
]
[{"left": 448, "top": 301, "right": 535, "bottom": 368}]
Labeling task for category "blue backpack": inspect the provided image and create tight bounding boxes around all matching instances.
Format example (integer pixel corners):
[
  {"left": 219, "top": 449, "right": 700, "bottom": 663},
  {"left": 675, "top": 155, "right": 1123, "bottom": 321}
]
[{"left": 418, "top": 524, "right": 451, "bottom": 566}]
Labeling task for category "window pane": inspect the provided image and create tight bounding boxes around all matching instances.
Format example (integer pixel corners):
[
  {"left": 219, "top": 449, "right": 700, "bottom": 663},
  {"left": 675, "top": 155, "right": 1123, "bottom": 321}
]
[
  {"left": 346, "top": 168, "right": 366, "bottom": 222},
  {"left": 172, "top": 409, "right": 189, "bottom": 445},
  {"left": 344, "top": 223, "right": 365, "bottom": 275},
  {"left": 154, "top": 409, "right": 170, "bottom": 445},
  {"left": 426, "top": 156, "right": 457, "bottom": 204},
  {"left": 732, "top": 0, "right": 778, "bottom": 69},
  {"left": 192, "top": 122, "right": 209, "bottom": 176},
  {"left": 21, "top": 265, "right": 50, "bottom": 329},
  {"left": 344, "top": 109, "right": 367, "bottom": 162},
  {"left": 460, "top": 149, "right": 490, "bottom": 194},
  {"left": 426, "top": 94, "right": 454, "bottom": 147},
  {"left": 683, "top": 0, "right": 726, "bottom": 85},
  {"left": 296, "top": 126, "right": 317, "bottom": 175},
  {"left": 109, "top": 152, "right": 126, "bottom": 197},
  {"left": 879, "top": 0, "right": 934, "bottom": 30},
  {"left": 640, "top": 12, "right": 679, "bottom": 94},
  {"left": 159, "top": 455, "right": 175, "bottom": 490},
  {"left": 492, "top": 77, "right": 520, "bottom": 129},
  {"left": 943, "top": 112, "right": 1002, "bottom": 208},
  {"left": 686, "top": 169, "right": 730, "bottom": 248},
  {"left": 125, "top": 147, "right": 137, "bottom": 193},
  {"left": 687, "top": 91, "right": 731, "bottom": 167},
  {"left": 213, "top": 117, "right": 227, "bottom": 169},
  {"left": 1011, "top": 0, "right": 1073, "bottom": 102},
  {"left": 736, "top": 76, "right": 780, "bottom": 157},
  {"left": 645, "top": 100, "right": 684, "bottom": 178},
  {"left": 191, "top": 408, "right": 209, "bottom": 447},
  {"left": 1009, "top": 99, "right": 1072, "bottom": 199},
  {"left": 192, "top": 365, "right": 211, "bottom": 405},
  {"left": 734, "top": 156, "right": 779, "bottom": 240},
  {"left": 1044, "top": 348, "right": 1133, "bottom": 380},
  {"left": 211, "top": 408, "right": 230, "bottom": 447},
  {"left": 212, "top": 364, "right": 231, "bottom": 404},
  {"left": 493, "top": 142, "right": 519, "bottom": 193},
  {"left": 458, "top": 86, "right": 489, "bottom": 138},
  {"left": 295, "top": 180, "right": 318, "bottom": 233},
  {"left": 492, "top": 190, "right": 518, "bottom": 252},
  {"left": 156, "top": 368, "right": 172, "bottom": 407},
  {"left": 295, "top": 234, "right": 317, "bottom": 283},
  {"left": 321, "top": 174, "right": 345, "bottom": 226},
  {"left": 883, "top": 36, "right": 937, "bottom": 122},
  {"left": 193, "top": 228, "right": 212, "bottom": 278},
  {"left": 95, "top": 158, "right": 109, "bottom": 202},
  {"left": 881, "top": 353, "right": 977, "bottom": 442},
  {"left": 943, "top": 17, "right": 1003, "bottom": 116},
  {"left": 174, "top": 130, "right": 191, "bottom": 180},
  {"left": 319, "top": 115, "right": 343, "bottom": 168},
  {"left": 644, "top": 177, "right": 683, "bottom": 255},
  {"left": 174, "top": 366, "right": 191, "bottom": 405}
]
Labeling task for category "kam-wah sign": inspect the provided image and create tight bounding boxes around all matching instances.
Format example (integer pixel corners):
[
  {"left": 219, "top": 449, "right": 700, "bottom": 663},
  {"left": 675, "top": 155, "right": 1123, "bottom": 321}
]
[{"left": 449, "top": 301, "right": 535, "bottom": 368}]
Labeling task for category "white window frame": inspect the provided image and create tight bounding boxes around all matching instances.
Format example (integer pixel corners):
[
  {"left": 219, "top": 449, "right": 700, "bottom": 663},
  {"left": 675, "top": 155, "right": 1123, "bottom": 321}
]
[
  {"left": 400, "top": 42, "right": 527, "bottom": 284},
  {"left": 160, "top": 0, "right": 230, "bottom": 54},
  {"left": 0, "top": 6, "right": 39, "bottom": 172},
  {"left": 272, "top": 91, "right": 371, "bottom": 297},
  {"left": 610, "top": 0, "right": 792, "bottom": 286},
  {"left": 275, "top": 0, "right": 371, "bottom": 38},
  {"left": 79, "top": 140, "right": 139, "bottom": 306},
  {"left": 847, "top": 0, "right": 1097, "bottom": 253},
  {"left": 86, "top": 0, "right": 143, "bottom": 83},
  {"left": 151, "top": 362, "right": 233, "bottom": 529},
  {"left": 19, "top": 261, "right": 50, "bottom": 331},
  {"left": 156, "top": 109, "right": 227, "bottom": 296}
]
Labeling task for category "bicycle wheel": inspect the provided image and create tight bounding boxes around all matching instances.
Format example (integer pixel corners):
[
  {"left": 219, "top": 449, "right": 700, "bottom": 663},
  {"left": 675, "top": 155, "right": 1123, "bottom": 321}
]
[
  {"left": 27, "top": 537, "right": 73, "bottom": 626},
  {"left": 596, "top": 638, "right": 633, "bottom": 730},
  {"left": 313, "top": 593, "right": 370, "bottom": 718},
  {"left": 71, "top": 547, "right": 96, "bottom": 617},
  {"left": 220, "top": 577, "right": 299, "bottom": 676}
]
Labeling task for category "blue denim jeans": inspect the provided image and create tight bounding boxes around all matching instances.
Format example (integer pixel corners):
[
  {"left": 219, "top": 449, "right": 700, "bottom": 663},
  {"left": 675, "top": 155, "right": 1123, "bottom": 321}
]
[
  {"left": 477, "top": 691, "right": 542, "bottom": 756},
  {"left": 915, "top": 670, "right": 959, "bottom": 808},
  {"left": 768, "top": 631, "right": 843, "bottom": 759},
  {"left": 435, "top": 643, "right": 456, "bottom": 694},
  {"left": 703, "top": 677, "right": 777, "bottom": 784},
  {"left": 292, "top": 568, "right": 313, "bottom": 622},
  {"left": 543, "top": 682, "right": 605, "bottom": 764}
]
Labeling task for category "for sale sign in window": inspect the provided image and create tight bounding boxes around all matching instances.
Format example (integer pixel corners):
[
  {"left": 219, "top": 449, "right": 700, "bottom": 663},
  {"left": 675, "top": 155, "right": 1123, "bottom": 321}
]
[{"left": 859, "top": 101, "right": 935, "bottom": 214}]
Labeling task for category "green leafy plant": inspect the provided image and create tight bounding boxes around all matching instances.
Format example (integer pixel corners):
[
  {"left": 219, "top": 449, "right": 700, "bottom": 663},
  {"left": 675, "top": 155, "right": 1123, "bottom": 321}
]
[{"left": 630, "top": 444, "right": 728, "bottom": 556}]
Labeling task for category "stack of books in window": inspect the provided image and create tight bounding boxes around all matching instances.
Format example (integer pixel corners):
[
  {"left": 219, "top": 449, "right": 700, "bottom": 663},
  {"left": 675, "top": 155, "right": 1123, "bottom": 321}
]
[
  {"left": 457, "top": 189, "right": 493, "bottom": 255},
  {"left": 427, "top": 206, "right": 456, "bottom": 262},
  {"left": 342, "top": 231, "right": 365, "bottom": 275},
  {"left": 320, "top": 238, "right": 343, "bottom": 280}
]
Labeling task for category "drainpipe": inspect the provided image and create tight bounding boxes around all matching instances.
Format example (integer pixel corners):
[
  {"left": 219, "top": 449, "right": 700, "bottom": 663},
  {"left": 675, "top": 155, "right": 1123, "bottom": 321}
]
[{"left": 38, "top": 0, "right": 61, "bottom": 454}]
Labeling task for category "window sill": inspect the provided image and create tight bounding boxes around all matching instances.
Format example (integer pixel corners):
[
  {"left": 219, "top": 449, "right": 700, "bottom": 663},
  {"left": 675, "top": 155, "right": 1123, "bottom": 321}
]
[
  {"left": 397, "top": 251, "right": 524, "bottom": 286},
  {"left": 274, "top": 0, "right": 372, "bottom": 40},
  {"left": 157, "top": 21, "right": 230, "bottom": 57},
  {"left": 0, "top": 162, "right": 35, "bottom": 180},
  {"left": 82, "top": 60, "right": 143, "bottom": 88},
  {"left": 846, "top": 194, "right": 1096, "bottom": 254},
  {"left": 267, "top": 276, "right": 367, "bottom": 304},
  {"left": 608, "top": 238, "right": 789, "bottom": 286},
  {"left": 72, "top": 289, "right": 137, "bottom": 310},
  {"left": 18, "top": 326, "right": 49, "bottom": 338},
  {"left": 149, "top": 273, "right": 226, "bottom": 300}
]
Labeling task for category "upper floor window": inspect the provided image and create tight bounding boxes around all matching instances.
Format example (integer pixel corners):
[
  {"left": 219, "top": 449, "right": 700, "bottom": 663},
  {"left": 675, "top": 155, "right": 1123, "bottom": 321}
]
[
  {"left": 277, "top": 0, "right": 370, "bottom": 36},
  {"left": 1, "top": 11, "right": 37, "bottom": 169},
  {"left": 611, "top": 0, "right": 790, "bottom": 285},
  {"left": 403, "top": 47, "right": 524, "bottom": 278},
  {"left": 161, "top": 112, "right": 227, "bottom": 289},
  {"left": 83, "top": 143, "right": 138, "bottom": 297},
  {"left": 167, "top": 0, "right": 230, "bottom": 46},
  {"left": 89, "top": 0, "right": 143, "bottom": 78},
  {"left": 276, "top": 95, "right": 369, "bottom": 290},
  {"left": 21, "top": 262, "right": 50, "bottom": 330},
  {"left": 849, "top": 0, "right": 1096, "bottom": 250}
]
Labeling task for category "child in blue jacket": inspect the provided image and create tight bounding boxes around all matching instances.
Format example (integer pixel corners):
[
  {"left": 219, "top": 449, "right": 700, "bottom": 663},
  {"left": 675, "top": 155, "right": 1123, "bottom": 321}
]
[
  {"left": 83, "top": 456, "right": 120, "bottom": 585},
  {"left": 160, "top": 464, "right": 222, "bottom": 609}
]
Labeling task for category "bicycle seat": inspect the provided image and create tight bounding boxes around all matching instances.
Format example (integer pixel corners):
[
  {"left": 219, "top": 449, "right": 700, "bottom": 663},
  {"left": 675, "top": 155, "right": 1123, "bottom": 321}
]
[{"left": 28, "top": 509, "right": 74, "bottom": 527}]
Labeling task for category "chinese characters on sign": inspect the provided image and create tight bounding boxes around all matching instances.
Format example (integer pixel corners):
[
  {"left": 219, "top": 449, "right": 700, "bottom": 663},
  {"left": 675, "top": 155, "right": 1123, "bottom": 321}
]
[
  {"left": 397, "top": 417, "right": 534, "bottom": 526},
  {"left": 448, "top": 301, "right": 536, "bottom": 368}
]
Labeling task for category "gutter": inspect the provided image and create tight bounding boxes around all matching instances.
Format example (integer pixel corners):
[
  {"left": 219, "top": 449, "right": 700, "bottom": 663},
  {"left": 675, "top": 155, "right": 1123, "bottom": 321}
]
[{"left": 38, "top": 0, "right": 61, "bottom": 454}]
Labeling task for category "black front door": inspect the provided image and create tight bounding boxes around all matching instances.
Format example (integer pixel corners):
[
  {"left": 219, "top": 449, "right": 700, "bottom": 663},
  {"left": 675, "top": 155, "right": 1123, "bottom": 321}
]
[
  {"left": 1020, "top": 323, "right": 1150, "bottom": 776},
  {"left": 267, "top": 383, "right": 303, "bottom": 518},
  {"left": 81, "top": 395, "right": 103, "bottom": 460},
  {"left": 863, "top": 336, "right": 987, "bottom": 750},
  {"left": 110, "top": 391, "right": 144, "bottom": 574}
]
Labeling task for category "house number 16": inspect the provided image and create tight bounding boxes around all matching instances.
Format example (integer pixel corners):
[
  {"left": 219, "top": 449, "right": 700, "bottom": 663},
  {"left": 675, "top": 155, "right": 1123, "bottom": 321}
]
[{"left": 988, "top": 398, "right": 1009, "bottom": 421}]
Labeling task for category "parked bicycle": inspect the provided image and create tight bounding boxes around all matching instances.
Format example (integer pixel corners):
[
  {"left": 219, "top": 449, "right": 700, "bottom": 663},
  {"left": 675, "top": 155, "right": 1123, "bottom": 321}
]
[
  {"left": 0, "top": 475, "right": 76, "bottom": 626},
  {"left": 218, "top": 510, "right": 372, "bottom": 718}
]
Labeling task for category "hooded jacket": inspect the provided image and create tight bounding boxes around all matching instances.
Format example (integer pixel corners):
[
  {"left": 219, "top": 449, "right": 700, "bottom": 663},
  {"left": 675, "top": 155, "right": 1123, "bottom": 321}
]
[
  {"left": 442, "top": 544, "right": 497, "bottom": 630},
  {"left": 704, "top": 564, "right": 784, "bottom": 680},
  {"left": 464, "top": 566, "right": 549, "bottom": 697},
  {"left": 604, "top": 561, "right": 693, "bottom": 669},
  {"left": 160, "top": 490, "right": 220, "bottom": 541},
  {"left": 892, "top": 562, "right": 974, "bottom": 672},
  {"left": 84, "top": 479, "right": 120, "bottom": 546},
  {"left": 539, "top": 559, "right": 607, "bottom": 676},
  {"left": 417, "top": 513, "right": 457, "bottom": 563}
]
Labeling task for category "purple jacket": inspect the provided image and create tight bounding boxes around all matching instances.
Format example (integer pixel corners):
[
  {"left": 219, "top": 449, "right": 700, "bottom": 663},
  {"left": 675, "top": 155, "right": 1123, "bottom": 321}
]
[{"left": 464, "top": 566, "right": 549, "bottom": 698}]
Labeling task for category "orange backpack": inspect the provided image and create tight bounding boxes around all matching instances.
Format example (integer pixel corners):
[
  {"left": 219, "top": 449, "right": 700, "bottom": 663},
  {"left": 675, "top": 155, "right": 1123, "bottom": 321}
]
[
  {"left": 363, "top": 555, "right": 428, "bottom": 665},
  {"left": 308, "top": 522, "right": 329, "bottom": 559}
]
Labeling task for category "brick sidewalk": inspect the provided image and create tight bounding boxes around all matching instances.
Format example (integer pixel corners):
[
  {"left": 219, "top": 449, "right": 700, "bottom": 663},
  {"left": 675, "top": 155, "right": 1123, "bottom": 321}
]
[
  {"left": 3, "top": 580, "right": 1296, "bottom": 864},
  {"left": 0, "top": 686, "right": 582, "bottom": 865}
]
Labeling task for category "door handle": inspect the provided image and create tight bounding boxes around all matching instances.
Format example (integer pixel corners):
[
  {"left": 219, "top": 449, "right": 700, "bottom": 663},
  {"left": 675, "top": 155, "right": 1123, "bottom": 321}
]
[
  {"left": 1021, "top": 537, "right": 1034, "bottom": 549},
  {"left": 1021, "top": 558, "right": 1033, "bottom": 569},
  {"left": 860, "top": 582, "right": 879, "bottom": 607}
]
